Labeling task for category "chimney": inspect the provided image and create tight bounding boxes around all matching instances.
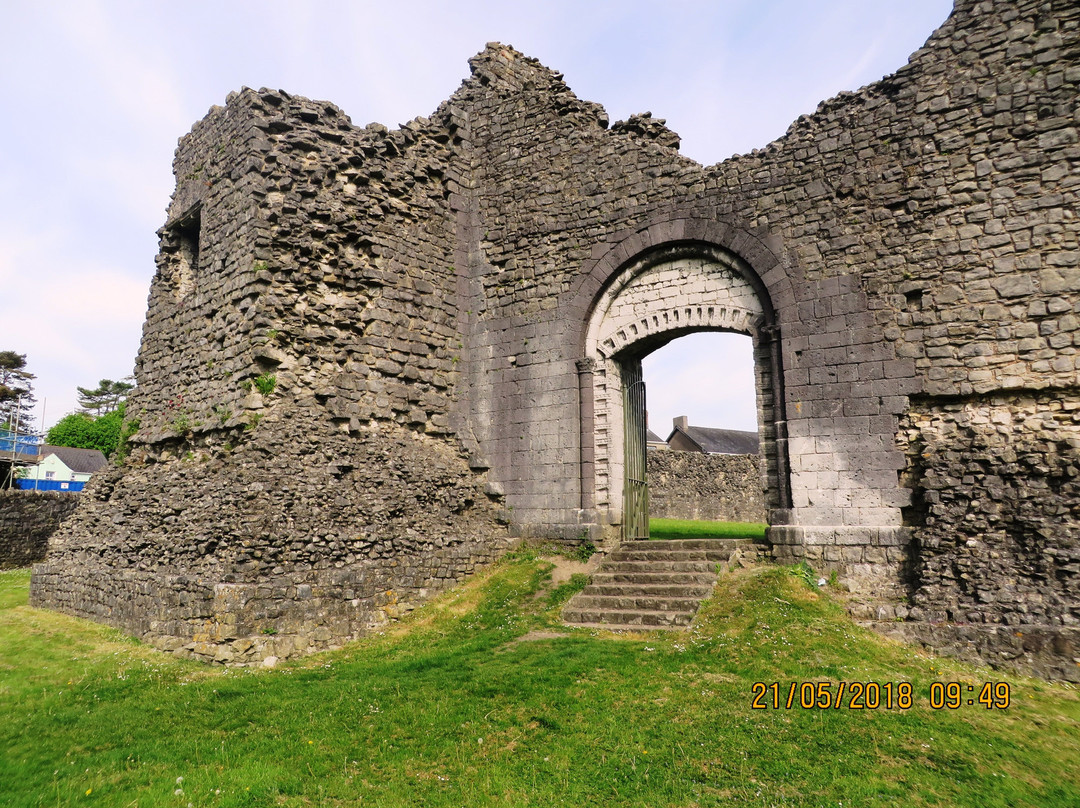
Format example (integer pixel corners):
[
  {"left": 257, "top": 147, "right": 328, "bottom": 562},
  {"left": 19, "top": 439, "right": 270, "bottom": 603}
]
[{"left": 673, "top": 415, "right": 688, "bottom": 431}]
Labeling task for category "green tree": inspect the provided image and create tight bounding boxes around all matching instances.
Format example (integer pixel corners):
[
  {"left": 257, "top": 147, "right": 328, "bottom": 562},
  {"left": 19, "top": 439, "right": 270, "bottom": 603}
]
[
  {"left": 0, "top": 351, "right": 36, "bottom": 432},
  {"left": 76, "top": 378, "right": 134, "bottom": 416},
  {"left": 47, "top": 403, "right": 125, "bottom": 458}
]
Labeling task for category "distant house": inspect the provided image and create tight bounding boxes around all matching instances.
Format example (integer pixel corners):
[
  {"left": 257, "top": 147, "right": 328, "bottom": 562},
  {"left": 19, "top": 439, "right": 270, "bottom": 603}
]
[
  {"left": 17, "top": 445, "right": 108, "bottom": 492},
  {"left": 646, "top": 427, "right": 668, "bottom": 451},
  {"left": 666, "top": 416, "right": 759, "bottom": 455}
]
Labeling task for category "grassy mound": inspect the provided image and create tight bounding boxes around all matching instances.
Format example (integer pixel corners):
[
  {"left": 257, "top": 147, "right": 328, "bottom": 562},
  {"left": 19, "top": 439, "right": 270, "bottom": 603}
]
[{"left": 1, "top": 558, "right": 1078, "bottom": 807}]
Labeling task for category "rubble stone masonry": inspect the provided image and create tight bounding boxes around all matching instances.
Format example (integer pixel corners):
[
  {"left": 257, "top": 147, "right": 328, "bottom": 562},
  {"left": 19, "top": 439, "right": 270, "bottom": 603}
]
[
  {"left": 31, "top": 0, "right": 1080, "bottom": 677},
  {"left": 647, "top": 452, "right": 766, "bottom": 524},
  {"left": 0, "top": 491, "right": 79, "bottom": 568}
]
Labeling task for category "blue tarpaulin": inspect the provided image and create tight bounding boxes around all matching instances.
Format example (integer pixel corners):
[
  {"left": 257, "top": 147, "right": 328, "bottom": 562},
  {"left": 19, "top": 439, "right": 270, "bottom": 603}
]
[{"left": 0, "top": 429, "right": 38, "bottom": 456}]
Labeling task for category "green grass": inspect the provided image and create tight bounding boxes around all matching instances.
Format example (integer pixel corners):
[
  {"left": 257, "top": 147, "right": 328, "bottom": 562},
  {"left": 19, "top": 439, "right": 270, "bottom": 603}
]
[
  {"left": 2, "top": 559, "right": 1079, "bottom": 807},
  {"left": 649, "top": 516, "right": 768, "bottom": 540}
]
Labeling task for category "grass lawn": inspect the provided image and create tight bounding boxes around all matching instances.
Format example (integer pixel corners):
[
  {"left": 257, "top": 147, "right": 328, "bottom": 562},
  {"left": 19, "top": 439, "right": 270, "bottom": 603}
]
[
  {"left": 649, "top": 517, "right": 768, "bottom": 540},
  {"left": 2, "top": 557, "right": 1079, "bottom": 807}
]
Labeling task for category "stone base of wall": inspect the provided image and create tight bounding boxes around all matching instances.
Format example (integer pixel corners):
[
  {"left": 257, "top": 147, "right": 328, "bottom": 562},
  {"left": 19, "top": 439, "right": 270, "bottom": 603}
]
[
  {"left": 870, "top": 621, "right": 1080, "bottom": 683},
  {"left": 30, "top": 413, "right": 514, "bottom": 664},
  {"left": 0, "top": 490, "right": 80, "bottom": 568},
  {"left": 32, "top": 537, "right": 506, "bottom": 665},
  {"left": 769, "top": 524, "right": 912, "bottom": 599},
  {"left": 647, "top": 451, "right": 766, "bottom": 523},
  {"left": 771, "top": 515, "right": 1080, "bottom": 682}
]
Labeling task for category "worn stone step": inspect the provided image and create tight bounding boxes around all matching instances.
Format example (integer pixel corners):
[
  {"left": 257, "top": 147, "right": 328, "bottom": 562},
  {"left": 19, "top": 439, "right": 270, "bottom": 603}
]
[
  {"left": 563, "top": 608, "right": 696, "bottom": 627},
  {"left": 620, "top": 539, "right": 754, "bottom": 551},
  {"left": 588, "top": 583, "right": 714, "bottom": 598},
  {"left": 557, "top": 621, "right": 687, "bottom": 632},
  {"left": 604, "top": 560, "right": 717, "bottom": 573},
  {"left": 609, "top": 548, "right": 737, "bottom": 563},
  {"left": 570, "top": 594, "right": 705, "bottom": 612},
  {"left": 592, "top": 571, "right": 718, "bottom": 585}
]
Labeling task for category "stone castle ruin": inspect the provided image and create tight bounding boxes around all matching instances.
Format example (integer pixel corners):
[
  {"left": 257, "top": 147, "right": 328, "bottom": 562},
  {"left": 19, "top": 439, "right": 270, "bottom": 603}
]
[{"left": 32, "top": 0, "right": 1079, "bottom": 677}]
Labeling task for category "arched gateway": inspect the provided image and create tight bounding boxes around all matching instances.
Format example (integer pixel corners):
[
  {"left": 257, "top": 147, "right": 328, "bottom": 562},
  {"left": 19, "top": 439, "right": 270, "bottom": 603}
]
[{"left": 579, "top": 240, "right": 790, "bottom": 540}]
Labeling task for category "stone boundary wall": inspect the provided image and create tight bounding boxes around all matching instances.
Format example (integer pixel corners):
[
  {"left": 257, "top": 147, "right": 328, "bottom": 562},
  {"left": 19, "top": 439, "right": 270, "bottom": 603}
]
[
  {"left": 0, "top": 490, "right": 79, "bottom": 568},
  {"left": 647, "top": 451, "right": 766, "bottom": 524}
]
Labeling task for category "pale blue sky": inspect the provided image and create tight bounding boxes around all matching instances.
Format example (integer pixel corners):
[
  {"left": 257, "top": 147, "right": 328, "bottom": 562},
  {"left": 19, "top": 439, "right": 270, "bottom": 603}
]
[{"left": 0, "top": 0, "right": 953, "bottom": 430}]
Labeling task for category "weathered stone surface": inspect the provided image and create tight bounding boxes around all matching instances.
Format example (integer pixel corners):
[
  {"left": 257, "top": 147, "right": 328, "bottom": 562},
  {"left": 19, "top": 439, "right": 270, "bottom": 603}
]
[
  {"left": 0, "top": 491, "right": 79, "bottom": 568},
  {"left": 32, "top": 412, "right": 511, "bottom": 663},
  {"left": 29, "top": 0, "right": 1080, "bottom": 677},
  {"left": 899, "top": 393, "right": 1080, "bottom": 632},
  {"left": 647, "top": 452, "right": 766, "bottom": 524}
]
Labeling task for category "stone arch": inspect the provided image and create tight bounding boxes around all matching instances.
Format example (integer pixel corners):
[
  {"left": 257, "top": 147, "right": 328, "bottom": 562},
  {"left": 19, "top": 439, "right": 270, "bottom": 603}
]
[{"left": 576, "top": 234, "right": 792, "bottom": 538}]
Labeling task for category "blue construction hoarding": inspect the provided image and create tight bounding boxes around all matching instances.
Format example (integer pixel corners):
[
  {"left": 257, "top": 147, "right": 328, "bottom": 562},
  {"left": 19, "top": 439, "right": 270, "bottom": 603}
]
[{"left": 15, "top": 479, "right": 85, "bottom": 492}]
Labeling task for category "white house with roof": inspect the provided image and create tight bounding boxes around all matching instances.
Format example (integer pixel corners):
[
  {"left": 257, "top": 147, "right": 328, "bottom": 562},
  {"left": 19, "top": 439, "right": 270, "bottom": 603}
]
[{"left": 18, "top": 445, "right": 107, "bottom": 492}]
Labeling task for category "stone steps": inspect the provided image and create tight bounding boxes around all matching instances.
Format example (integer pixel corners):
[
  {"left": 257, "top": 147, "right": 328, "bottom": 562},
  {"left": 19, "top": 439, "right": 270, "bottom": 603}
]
[
  {"left": 602, "top": 560, "right": 719, "bottom": 573},
  {"left": 586, "top": 582, "right": 714, "bottom": 598},
  {"left": 563, "top": 538, "right": 754, "bottom": 631},
  {"left": 607, "top": 549, "right": 736, "bottom": 563},
  {"left": 563, "top": 609, "right": 695, "bottom": 629}
]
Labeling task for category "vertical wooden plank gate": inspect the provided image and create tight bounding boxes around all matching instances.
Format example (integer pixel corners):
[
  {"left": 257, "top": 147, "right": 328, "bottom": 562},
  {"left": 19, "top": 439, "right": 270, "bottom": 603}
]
[{"left": 622, "top": 361, "right": 649, "bottom": 540}]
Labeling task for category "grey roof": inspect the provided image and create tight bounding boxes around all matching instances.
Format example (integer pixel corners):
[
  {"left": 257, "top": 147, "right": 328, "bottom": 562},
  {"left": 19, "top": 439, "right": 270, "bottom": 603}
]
[
  {"left": 39, "top": 445, "right": 108, "bottom": 474},
  {"left": 667, "top": 425, "right": 760, "bottom": 455},
  {"left": 646, "top": 428, "right": 665, "bottom": 445}
]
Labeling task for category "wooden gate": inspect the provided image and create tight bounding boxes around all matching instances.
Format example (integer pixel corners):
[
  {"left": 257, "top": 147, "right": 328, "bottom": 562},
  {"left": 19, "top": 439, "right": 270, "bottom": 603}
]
[{"left": 623, "top": 362, "right": 649, "bottom": 540}]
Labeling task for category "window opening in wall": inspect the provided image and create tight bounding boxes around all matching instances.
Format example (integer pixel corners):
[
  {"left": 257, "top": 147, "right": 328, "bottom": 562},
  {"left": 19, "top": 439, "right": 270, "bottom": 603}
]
[
  {"left": 167, "top": 204, "right": 201, "bottom": 299},
  {"left": 175, "top": 207, "right": 201, "bottom": 272},
  {"left": 640, "top": 331, "right": 766, "bottom": 532}
]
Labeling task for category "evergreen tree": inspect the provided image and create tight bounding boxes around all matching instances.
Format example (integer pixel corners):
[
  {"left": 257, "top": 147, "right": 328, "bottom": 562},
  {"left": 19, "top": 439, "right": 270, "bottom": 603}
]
[
  {"left": 0, "top": 351, "right": 36, "bottom": 433},
  {"left": 76, "top": 378, "right": 134, "bottom": 416}
]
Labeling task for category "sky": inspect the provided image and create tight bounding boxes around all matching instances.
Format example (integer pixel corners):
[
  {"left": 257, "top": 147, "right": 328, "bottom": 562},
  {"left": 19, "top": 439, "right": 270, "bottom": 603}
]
[{"left": 0, "top": 0, "right": 954, "bottom": 433}]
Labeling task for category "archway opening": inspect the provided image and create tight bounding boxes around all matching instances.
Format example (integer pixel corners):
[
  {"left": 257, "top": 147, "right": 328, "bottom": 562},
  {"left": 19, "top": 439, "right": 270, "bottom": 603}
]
[
  {"left": 640, "top": 331, "right": 767, "bottom": 536},
  {"left": 643, "top": 331, "right": 758, "bottom": 436}
]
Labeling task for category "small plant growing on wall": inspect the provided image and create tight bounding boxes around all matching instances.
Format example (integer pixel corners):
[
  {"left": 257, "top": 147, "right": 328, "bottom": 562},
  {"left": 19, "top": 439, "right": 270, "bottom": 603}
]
[
  {"left": 113, "top": 417, "right": 141, "bottom": 464},
  {"left": 254, "top": 374, "right": 277, "bottom": 396}
]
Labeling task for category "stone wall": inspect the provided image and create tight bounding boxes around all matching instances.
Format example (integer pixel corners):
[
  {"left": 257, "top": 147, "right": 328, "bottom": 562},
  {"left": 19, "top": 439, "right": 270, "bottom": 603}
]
[
  {"left": 0, "top": 491, "right": 79, "bottom": 568},
  {"left": 29, "top": 0, "right": 1080, "bottom": 676},
  {"left": 888, "top": 391, "right": 1080, "bottom": 680},
  {"left": 33, "top": 412, "right": 512, "bottom": 664},
  {"left": 647, "top": 452, "right": 766, "bottom": 524},
  {"left": 31, "top": 90, "right": 513, "bottom": 664}
]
